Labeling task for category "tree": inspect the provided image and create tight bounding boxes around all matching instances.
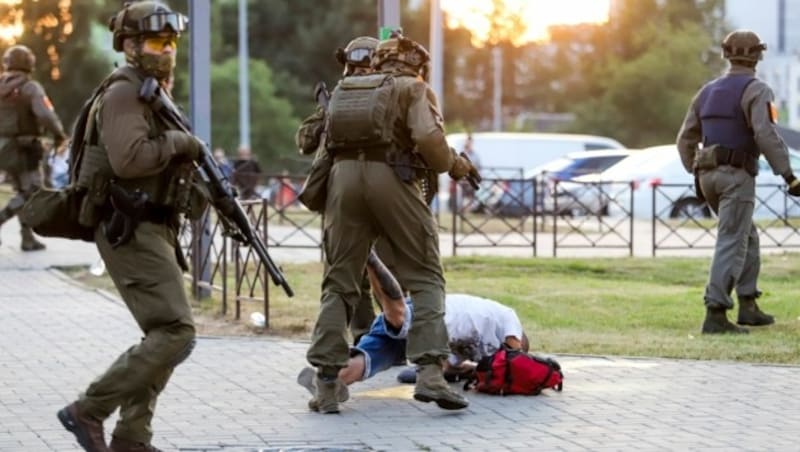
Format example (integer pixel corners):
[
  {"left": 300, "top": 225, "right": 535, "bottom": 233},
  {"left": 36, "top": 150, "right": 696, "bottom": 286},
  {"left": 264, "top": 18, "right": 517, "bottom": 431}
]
[
  {"left": 215, "top": 0, "right": 377, "bottom": 118},
  {"left": 3, "top": 0, "right": 116, "bottom": 130},
  {"left": 569, "top": 22, "right": 717, "bottom": 147},
  {"left": 204, "top": 58, "right": 299, "bottom": 169}
]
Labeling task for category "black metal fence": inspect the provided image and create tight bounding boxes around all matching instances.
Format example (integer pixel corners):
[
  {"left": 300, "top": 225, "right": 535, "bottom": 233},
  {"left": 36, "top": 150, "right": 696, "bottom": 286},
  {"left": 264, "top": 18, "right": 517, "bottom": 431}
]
[{"left": 183, "top": 173, "right": 800, "bottom": 324}]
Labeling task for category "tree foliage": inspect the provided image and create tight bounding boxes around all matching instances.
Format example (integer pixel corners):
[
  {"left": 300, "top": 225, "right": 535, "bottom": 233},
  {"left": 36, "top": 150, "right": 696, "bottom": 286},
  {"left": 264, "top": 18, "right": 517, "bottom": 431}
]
[
  {"left": 205, "top": 58, "right": 299, "bottom": 169},
  {"left": 3, "top": 0, "right": 116, "bottom": 130}
]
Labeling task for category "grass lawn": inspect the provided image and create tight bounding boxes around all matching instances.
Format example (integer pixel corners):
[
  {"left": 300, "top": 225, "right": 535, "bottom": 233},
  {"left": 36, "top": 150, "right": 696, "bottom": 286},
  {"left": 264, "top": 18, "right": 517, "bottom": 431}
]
[{"left": 64, "top": 252, "right": 800, "bottom": 365}]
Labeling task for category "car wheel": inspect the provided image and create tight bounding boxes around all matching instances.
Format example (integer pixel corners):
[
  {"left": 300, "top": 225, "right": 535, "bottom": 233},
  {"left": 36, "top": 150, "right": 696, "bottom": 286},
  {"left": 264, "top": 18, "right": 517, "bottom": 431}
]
[{"left": 669, "top": 197, "right": 711, "bottom": 219}]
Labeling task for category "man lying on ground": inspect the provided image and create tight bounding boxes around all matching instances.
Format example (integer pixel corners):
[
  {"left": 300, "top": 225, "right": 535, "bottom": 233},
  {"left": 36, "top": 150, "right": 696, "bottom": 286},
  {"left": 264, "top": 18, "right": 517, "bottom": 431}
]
[{"left": 297, "top": 250, "right": 528, "bottom": 400}]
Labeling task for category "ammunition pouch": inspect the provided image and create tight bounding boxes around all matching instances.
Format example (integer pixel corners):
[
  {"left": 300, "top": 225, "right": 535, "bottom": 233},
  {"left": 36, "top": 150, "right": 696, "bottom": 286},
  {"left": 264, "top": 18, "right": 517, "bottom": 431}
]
[
  {"left": 386, "top": 149, "right": 437, "bottom": 205},
  {"left": 75, "top": 144, "right": 114, "bottom": 228},
  {"left": 19, "top": 186, "right": 95, "bottom": 242}
]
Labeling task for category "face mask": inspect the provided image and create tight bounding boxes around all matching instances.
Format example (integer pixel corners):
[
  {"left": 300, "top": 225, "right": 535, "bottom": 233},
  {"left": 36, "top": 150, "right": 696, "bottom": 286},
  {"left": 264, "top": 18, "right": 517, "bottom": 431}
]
[{"left": 138, "top": 52, "right": 175, "bottom": 81}]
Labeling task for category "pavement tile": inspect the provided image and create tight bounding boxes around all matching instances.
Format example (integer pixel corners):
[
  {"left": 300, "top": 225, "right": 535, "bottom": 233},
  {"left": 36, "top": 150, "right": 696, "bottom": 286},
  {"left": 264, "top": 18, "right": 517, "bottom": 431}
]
[{"left": 3, "top": 266, "right": 800, "bottom": 451}]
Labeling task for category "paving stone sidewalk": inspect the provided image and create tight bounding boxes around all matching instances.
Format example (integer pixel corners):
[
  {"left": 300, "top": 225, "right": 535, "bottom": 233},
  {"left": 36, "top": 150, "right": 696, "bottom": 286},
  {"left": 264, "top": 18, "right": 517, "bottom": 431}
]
[{"left": 2, "top": 267, "right": 800, "bottom": 451}]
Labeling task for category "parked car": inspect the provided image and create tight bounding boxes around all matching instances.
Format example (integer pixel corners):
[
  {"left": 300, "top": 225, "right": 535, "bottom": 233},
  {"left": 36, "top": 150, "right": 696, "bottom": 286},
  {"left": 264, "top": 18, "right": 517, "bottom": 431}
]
[
  {"left": 556, "top": 145, "right": 800, "bottom": 219},
  {"left": 487, "top": 150, "right": 633, "bottom": 217},
  {"left": 436, "top": 132, "right": 625, "bottom": 212}
]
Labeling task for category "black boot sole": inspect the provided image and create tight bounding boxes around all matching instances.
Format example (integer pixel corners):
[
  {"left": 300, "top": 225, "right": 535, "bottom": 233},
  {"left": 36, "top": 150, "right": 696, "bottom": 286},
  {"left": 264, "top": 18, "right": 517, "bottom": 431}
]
[
  {"left": 413, "top": 392, "right": 469, "bottom": 410},
  {"left": 737, "top": 319, "right": 775, "bottom": 326},
  {"left": 57, "top": 407, "right": 101, "bottom": 452}
]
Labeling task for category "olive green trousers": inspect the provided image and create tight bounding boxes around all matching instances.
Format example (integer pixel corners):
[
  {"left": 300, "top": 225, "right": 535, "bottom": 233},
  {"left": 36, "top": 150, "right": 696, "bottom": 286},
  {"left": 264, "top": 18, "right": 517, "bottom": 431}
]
[
  {"left": 307, "top": 160, "right": 449, "bottom": 375},
  {"left": 78, "top": 222, "right": 195, "bottom": 444}
]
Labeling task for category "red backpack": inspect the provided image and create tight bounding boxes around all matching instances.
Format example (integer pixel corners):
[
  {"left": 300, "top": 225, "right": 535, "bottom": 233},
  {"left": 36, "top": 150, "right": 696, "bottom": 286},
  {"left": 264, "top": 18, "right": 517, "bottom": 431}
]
[{"left": 465, "top": 346, "right": 564, "bottom": 395}]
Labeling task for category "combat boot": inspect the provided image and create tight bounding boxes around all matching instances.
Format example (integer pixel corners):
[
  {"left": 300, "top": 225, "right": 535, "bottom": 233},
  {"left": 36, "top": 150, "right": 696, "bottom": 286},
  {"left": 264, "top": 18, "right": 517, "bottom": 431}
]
[
  {"left": 109, "top": 436, "right": 163, "bottom": 452},
  {"left": 296, "top": 367, "right": 349, "bottom": 403},
  {"left": 57, "top": 402, "right": 110, "bottom": 452},
  {"left": 413, "top": 363, "right": 469, "bottom": 410},
  {"left": 701, "top": 307, "right": 749, "bottom": 334},
  {"left": 308, "top": 373, "right": 347, "bottom": 414},
  {"left": 737, "top": 296, "right": 775, "bottom": 326},
  {"left": 21, "top": 226, "right": 45, "bottom": 251}
]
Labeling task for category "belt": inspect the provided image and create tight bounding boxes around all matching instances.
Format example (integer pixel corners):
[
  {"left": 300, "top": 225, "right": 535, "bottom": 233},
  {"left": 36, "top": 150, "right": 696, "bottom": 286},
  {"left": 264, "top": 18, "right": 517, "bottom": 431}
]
[
  {"left": 333, "top": 148, "right": 388, "bottom": 163},
  {"left": 715, "top": 146, "right": 754, "bottom": 169}
]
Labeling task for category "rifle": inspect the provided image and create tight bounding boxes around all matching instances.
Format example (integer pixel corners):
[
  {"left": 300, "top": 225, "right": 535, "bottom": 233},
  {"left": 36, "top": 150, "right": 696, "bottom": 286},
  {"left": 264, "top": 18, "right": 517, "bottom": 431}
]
[{"left": 138, "top": 77, "right": 294, "bottom": 297}]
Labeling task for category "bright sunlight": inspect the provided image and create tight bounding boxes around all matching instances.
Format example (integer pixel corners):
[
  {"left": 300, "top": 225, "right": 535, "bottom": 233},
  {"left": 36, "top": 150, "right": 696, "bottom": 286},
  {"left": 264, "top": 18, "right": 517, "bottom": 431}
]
[{"left": 442, "top": 0, "right": 611, "bottom": 46}]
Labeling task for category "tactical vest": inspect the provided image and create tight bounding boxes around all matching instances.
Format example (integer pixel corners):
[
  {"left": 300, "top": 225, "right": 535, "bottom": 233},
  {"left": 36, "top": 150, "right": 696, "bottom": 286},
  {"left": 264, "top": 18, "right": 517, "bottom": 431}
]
[
  {"left": 697, "top": 74, "right": 758, "bottom": 156},
  {"left": 0, "top": 74, "right": 39, "bottom": 138},
  {"left": 326, "top": 73, "right": 401, "bottom": 153},
  {"left": 74, "top": 66, "right": 196, "bottom": 228}
]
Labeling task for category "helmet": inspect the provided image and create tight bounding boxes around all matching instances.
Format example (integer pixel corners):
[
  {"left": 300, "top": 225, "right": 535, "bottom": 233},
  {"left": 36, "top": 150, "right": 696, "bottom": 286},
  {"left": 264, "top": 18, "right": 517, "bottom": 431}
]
[
  {"left": 109, "top": 1, "right": 188, "bottom": 52},
  {"left": 372, "top": 31, "right": 430, "bottom": 76},
  {"left": 335, "top": 36, "right": 379, "bottom": 76},
  {"left": 2, "top": 45, "right": 35, "bottom": 72},
  {"left": 722, "top": 30, "right": 766, "bottom": 65}
]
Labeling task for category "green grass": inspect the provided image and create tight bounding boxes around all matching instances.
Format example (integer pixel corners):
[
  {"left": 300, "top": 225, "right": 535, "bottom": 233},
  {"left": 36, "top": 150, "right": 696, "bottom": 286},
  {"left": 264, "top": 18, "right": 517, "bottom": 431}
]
[{"left": 62, "top": 253, "right": 800, "bottom": 364}]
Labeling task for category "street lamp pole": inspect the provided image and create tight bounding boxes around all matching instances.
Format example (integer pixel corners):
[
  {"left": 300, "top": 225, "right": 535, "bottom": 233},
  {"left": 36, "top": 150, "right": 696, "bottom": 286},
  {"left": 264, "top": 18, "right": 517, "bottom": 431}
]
[
  {"left": 429, "top": 0, "right": 444, "bottom": 112},
  {"left": 377, "top": 0, "right": 401, "bottom": 38},
  {"left": 492, "top": 45, "right": 502, "bottom": 131},
  {"left": 238, "top": 0, "right": 250, "bottom": 148}
]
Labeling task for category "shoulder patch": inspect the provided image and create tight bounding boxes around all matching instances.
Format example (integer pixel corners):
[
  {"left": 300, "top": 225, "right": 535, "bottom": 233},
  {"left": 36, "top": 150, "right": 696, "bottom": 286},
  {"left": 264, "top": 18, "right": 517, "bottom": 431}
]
[{"left": 769, "top": 102, "right": 779, "bottom": 124}]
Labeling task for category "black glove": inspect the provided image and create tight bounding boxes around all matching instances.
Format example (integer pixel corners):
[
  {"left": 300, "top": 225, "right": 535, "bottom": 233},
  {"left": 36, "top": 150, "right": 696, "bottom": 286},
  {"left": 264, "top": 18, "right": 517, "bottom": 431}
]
[{"left": 785, "top": 174, "right": 800, "bottom": 197}]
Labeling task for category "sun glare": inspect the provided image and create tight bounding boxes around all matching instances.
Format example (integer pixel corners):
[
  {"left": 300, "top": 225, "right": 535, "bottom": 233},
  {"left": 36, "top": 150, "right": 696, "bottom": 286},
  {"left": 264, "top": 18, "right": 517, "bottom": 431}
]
[{"left": 442, "top": 0, "right": 610, "bottom": 46}]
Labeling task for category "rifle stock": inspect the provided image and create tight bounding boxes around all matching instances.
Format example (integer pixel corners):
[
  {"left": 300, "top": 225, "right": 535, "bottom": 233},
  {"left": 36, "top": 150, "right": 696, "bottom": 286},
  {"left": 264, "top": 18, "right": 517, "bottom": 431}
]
[{"left": 139, "top": 78, "right": 294, "bottom": 297}]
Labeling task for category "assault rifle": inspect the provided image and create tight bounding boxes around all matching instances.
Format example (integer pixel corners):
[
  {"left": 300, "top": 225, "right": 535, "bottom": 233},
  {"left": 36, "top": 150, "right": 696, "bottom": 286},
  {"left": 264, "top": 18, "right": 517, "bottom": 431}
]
[{"left": 138, "top": 78, "right": 294, "bottom": 297}]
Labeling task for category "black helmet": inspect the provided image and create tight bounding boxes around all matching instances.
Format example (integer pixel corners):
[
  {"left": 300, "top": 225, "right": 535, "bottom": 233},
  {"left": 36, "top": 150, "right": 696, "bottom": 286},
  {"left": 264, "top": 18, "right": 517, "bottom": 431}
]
[
  {"left": 2, "top": 45, "right": 35, "bottom": 72},
  {"left": 722, "top": 30, "right": 766, "bottom": 65},
  {"left": 109, "top": 1, "right": 188, "bottom": 52}
]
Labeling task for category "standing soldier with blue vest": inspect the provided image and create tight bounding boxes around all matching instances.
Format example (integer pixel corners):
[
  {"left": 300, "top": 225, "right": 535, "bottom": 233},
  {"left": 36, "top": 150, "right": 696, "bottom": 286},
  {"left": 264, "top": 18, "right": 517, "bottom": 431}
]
[
  {"left": 677, "top": 30, "right": 800, "bottom": 334},
  {"left": 57, "top": 2, "right": 203, "bottom": 451},
  {"left": 0, "top": 44, "right": 68, "bottom": 251}
]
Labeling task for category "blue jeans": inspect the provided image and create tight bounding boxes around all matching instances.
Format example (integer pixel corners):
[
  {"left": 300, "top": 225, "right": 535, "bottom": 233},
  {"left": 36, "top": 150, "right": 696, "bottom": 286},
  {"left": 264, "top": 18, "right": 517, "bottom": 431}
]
[{"left": 351, "top": 300, "right": 413, "bottom": 380}]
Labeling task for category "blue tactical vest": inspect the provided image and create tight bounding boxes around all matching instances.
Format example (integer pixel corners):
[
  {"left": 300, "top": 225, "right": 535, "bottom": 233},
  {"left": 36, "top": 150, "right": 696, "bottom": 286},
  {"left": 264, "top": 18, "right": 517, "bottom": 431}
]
[{"left": 697, "top": 74, "right": 757, "bottom": 156}]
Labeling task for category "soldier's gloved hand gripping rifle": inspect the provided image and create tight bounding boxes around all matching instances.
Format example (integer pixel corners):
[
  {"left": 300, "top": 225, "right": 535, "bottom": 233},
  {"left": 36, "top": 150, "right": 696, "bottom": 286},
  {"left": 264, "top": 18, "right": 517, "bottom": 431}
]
[{"left": 138, "top": 77, "right": 294, "bottom": 297}]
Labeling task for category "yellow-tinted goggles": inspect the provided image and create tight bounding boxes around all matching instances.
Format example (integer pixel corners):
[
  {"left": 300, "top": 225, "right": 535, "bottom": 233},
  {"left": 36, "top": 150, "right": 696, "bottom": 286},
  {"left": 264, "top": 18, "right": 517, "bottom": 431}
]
[{"left": 142, "top": 35, "right": 178, "bottom": 52}]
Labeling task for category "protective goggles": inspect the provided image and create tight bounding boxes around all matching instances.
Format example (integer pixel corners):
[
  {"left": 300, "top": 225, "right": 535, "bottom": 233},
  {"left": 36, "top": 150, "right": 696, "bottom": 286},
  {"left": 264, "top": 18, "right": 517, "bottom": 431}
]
[
  {"left": 347, "top": 47, "right": 373, "bottom": 65},
  {"left": 142, "top": 35, "right": 178, "bottom": 52},
  {"left": 138, "top": 12, "right": 188, "bottom": 34}
]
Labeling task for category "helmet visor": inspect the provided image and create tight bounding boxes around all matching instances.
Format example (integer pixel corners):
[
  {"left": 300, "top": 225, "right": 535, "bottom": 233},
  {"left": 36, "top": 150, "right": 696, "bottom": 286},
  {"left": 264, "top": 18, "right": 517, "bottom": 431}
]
[
  {"left": 347, "top": 47, "right": 373, "bottom": 65},
  {"left": 139, "top": 12, "right": 188, "bottom": 34}
]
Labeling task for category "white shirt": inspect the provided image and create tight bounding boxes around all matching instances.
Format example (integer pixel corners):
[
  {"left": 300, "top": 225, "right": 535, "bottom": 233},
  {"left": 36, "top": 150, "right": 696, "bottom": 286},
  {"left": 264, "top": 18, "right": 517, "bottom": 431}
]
[{"left": 443, "top": 294, "right": 524, "bottom": 366}]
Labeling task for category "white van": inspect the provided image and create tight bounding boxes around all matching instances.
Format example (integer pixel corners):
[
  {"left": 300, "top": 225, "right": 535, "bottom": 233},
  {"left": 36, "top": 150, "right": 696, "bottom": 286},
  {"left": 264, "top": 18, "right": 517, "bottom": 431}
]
[
  {"left": 446, "top": 132, "right": 625, "bottom": 177},
  {"left": 435, "top": 132, "right": 625, "bottom": 212}
]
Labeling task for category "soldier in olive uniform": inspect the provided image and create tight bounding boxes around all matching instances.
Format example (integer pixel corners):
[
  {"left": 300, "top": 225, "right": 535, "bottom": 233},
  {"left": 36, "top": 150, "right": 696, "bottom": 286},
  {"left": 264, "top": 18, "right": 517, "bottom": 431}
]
[
  {"left": 677, "top": 30, "right": 800, "bottom": 334},
  {"left": 296, "top": 36, "right": 392, "bottom": 345},
  {"left": 305, "top": 34, "right": 480, "bottom": 413},
  {"left": 57, "top": 3, "right": 202, "bottom": 451},
  {"left": 0, "top": 44, "right": 68, "bottom": 251}
]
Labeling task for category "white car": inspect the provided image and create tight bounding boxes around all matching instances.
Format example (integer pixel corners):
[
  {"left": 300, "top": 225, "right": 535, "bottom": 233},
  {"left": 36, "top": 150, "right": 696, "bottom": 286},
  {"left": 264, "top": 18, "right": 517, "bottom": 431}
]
[{"left": 578, "top": 145, "right": 800, "bottom": 220}]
